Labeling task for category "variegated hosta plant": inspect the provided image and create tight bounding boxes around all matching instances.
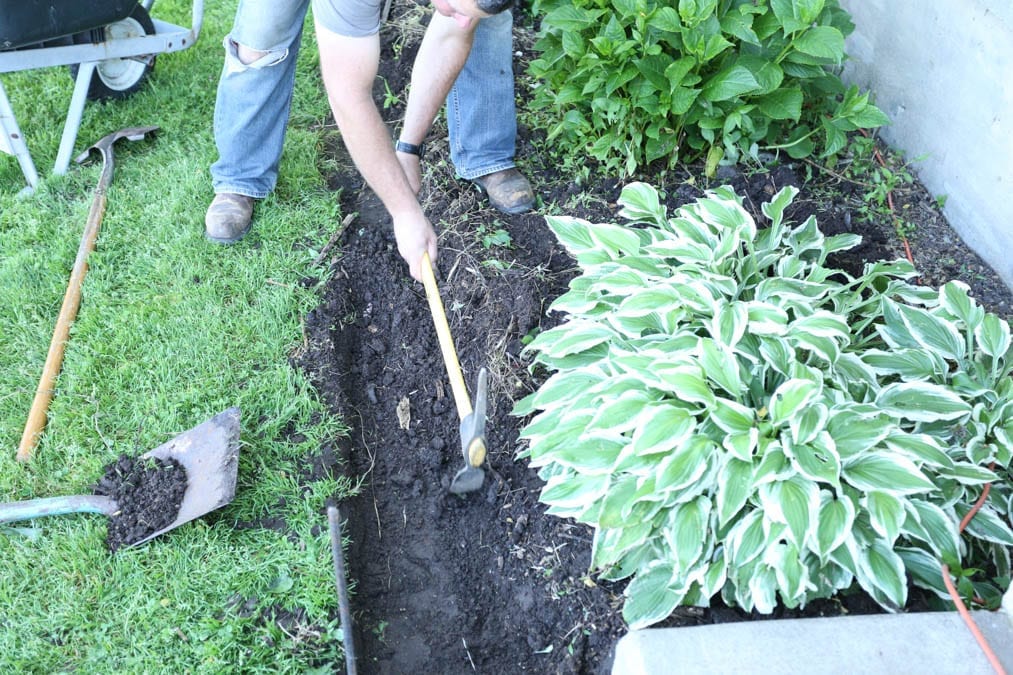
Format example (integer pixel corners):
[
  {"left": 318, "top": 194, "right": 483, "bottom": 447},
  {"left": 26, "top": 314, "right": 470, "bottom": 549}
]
[{"left": 513, "top": 182, "right": 1013, "bottom": 629}]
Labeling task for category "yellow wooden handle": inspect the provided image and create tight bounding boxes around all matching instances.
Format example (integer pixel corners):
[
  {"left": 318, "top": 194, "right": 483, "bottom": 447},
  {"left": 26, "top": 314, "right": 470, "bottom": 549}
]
[
  {"left": 18, "top": 191, "right": 107, "bottom": 461},
  {"left": 419, "top": 252, "right": 472, "bottom": 420}
]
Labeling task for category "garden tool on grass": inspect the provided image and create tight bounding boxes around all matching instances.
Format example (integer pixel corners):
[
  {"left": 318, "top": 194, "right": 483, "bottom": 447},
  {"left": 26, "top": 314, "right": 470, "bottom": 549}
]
[
  {"left": 17, "top": 125, "right": 159, "bottom": 462},
  {"left": 420, "top": 252, "right": 488, "bottom": 494},
  {"left": 1, "top": 407, "right": 241, "bottom": 547}
]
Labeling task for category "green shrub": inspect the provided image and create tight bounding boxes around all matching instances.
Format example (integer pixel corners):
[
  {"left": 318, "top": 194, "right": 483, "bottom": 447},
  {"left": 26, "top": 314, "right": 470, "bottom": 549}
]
[
  {"left": 527, "top": 0, "right": 890, "bottom": 176},
  {"left": 513, "top": 182, "right": 1013, "bottom": 628}
]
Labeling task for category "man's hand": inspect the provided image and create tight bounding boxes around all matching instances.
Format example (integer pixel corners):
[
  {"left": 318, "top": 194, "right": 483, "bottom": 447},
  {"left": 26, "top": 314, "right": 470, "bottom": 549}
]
[
  {"left": 395, "top": 151, "right": 422, "bottom": 195},
  {"left": 393, "top": 213, "right": 438, "bottom": 281}
]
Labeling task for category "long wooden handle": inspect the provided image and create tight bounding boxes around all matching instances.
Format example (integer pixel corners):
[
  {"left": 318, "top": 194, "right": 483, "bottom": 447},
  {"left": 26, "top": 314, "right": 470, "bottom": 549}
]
[
  {"left": 17, "top": 191, "right": 107, "bottom": 461},
  {"left": 419, "top": 252, "right": 472, "bottom": 421}
]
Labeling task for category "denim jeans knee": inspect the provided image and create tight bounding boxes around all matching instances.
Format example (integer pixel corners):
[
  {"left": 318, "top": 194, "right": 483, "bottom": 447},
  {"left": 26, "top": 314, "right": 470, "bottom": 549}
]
[
  {"left": 209, "top": 0, "right": 311, "bottom": 197},
  {"left": 446, "top": 11, "right": 517, "bottom": 180}
]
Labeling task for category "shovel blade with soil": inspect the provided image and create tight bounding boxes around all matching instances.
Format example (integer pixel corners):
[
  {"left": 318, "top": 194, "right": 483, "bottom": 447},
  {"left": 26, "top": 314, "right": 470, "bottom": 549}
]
[{"left": 0, "top": 407, "right": 241, "bottom": 549}]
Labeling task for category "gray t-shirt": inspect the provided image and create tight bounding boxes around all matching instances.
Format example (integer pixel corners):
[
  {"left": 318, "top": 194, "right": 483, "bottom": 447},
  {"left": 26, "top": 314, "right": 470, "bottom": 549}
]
[{"left": 313, "top": 0, "right": 385, "bottom": 38}]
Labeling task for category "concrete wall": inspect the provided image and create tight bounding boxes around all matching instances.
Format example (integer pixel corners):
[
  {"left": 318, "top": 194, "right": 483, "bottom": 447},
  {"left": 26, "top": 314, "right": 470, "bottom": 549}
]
[{"left": 838, "top": 0, "right": 1013, "bottom": 290}]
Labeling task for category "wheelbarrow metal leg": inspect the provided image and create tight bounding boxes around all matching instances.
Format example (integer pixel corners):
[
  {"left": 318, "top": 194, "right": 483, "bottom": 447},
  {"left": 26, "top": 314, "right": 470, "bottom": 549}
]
[
  {"left": 53, "top": 62, "right": 98, "bottom": 176},
  {"left": 0, "top": 78, "right": 40, "bottom": 193}
]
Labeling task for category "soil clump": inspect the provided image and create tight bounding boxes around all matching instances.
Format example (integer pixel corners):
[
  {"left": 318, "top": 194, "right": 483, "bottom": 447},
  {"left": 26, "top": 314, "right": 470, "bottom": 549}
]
[{"left": 94, "top": 454, "right": 187, "bottom": 552}]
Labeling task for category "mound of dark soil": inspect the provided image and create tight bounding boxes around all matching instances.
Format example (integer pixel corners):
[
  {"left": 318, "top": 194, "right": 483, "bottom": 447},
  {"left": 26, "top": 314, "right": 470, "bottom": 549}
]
[
  {"left": 94, "top": 454, "right": 187, "bottom": 551},
  {"left": 290, "top": 6, "right": 1013, "bottom": 675}
]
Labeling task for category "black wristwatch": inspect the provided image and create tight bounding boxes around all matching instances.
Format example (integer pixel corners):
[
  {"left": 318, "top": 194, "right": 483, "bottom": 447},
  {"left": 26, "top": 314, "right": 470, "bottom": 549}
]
[{"left": 395, "top": 140, "right": 426, "bottom": 160}]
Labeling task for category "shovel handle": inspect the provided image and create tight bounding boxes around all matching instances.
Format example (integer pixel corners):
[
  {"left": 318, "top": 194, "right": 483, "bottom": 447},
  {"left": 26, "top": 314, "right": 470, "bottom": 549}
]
[
  {"left": 17, "top": 189, "right": 108, "bottom": 461},
  {"left": 420, "top": 252, "right": 472, "bottom": 420},
  {"left": 0, "top": 494, "right": 117, "bottom": 524}
]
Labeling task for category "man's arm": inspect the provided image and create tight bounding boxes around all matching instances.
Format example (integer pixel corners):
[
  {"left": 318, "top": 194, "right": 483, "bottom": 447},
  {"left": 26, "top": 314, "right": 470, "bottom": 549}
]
[
  {"left": 396, "top": 13, "right": 478, "bottom": 194},
  {"left": 315, "top": 22, "right": 437, "bottom": 282}
]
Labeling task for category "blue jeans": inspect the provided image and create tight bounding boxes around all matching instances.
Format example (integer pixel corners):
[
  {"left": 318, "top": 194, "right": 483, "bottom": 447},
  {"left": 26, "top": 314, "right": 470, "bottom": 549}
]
[
  {"left": 209, "top": 1, "right": 517, "bottom": 197},
  {"left": 445, "top": 10, "right": 517, "bottom": 180}
]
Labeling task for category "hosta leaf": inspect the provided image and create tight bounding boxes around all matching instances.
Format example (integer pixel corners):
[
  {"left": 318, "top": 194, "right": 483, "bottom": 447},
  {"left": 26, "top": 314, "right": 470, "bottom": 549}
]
[
  {"left": 896, "top": 547, "right": 951, "bottom": 600},
  {"left": 727, "top": 510, "right": 766, "bottom": 567},
  {"left": 535, "top": 320, "right": 616, "bottom": 358},
  {"left": 717, "top": 458, "right": 755, "bottom": 526},
  {"left": 753, "top": 445, "right": 792, "bottom": 486},
  {"left": 876, "top": 382, "right": 972, "bottom": 423},
  {"left": 747, "top": 302, "right": 790, "bottom": 336},
  {"left": 789, "top": 402, "right": 828, "bottom": 445},
  {"left": 656, "top": 437, "right": 713, "bottom": 491},
  {"left": 666, "top": 498, "right": 710, "bottom": 572},
  {"left": 857, "top": 541, "right": 907, "bottom": 608},
  {"left": 591, "top": 522, "right": 653, "bottom": 570},
  {"left": 548, "top": 434, "right": 626, "bottom": 475},
  {"left": 531, "top": 369, "right": 607, "bottom": 410},
  {"left": 792, "top": 331, "right": 839, "bottom": 363},
  {"left": 790, "top": 311, "right": 850, "bottom": 340},
  {"left": 722, "top": 428, "right": 759, "bottom": 462},
  {"left": 623, "top": 563, "right": 684, "bottom": 629},
  {"left": 812, "top": 493, "right": 855, "bottom": 562},
  {"left": 618, "top": 182, "right": 667, "bottom": 225},
  {"left": 522, "top": 413, "right": 594, "bottom": 461},
  {"left": 843, "top": 453, "right": 936, "bottom": 495},
  {"left": 892, "top": 301, "right": 965, "bottom": 361},
  {"left": 760, "top": 185, "right": 799, "bottom": 230},
  {"left": 710, "top": 301, "right": 749, "bottom": 348},
  {"left": 589, "top": 222, "right": 643, "bottom": 258},
  {"left": 768, "top": 378, "right": 819, "bottom": 426},
  {"left": 758, "top": 477, "right": 818, "bottom": 547},
  {"left": 632, "top": 404, "right": 697, "bottom": 455},
  {"left": 975, "top": 313, "right": 1012, "bottom": 359},
  {"left": 710, "top": 397, "right": 756, "bottom": 434},
  {"left": 936, "top": 462, "right": 999, "bottom": 485},
  {"left": 861, "top": 348, "right": 946, "bottom": 380},
  {"left": 958, "top": 504, "right": 1013, "bottom": 546},
  {"left": 656, "top": 365, "right": 716, "bottom": 408},
  {"left": 545, "top": 216, "right": 594, "bottom": 255},
  {"left": 540, "top": 472, "right": 609, "bottom": 509},
  {"left": 827, "top": 410, "right": 892, "bottom": 458},
  {"left": 596, "top": 476, "right": 640, "bottom": 529},
  {"left": 699, "top": 338, "right": 743, "bottom": 396},
  {"left": 645, "top": 238, "right": 714, "bottom": 264},
  {"left": 588, "top": 390, "right": 655, "bottom": 435},
  {"left": 863, "top": 491, "right": 905, "bottom": 543},
  {"left": 939, "top": 281, "right": 985, "bottom": 330},
  {"left": 903, "top": 500, "right": 960, "bottom": 566},
  {"left": 766, "top": 542, "right": 808, "bottom": 603},
  {"left": 748, "top": 565, "right": 778, "bottom": 614},
  {"left": 883, "top": 433, "right": 952, "bottom": 466},
  {"left": 789, "top": 434, "right": 841, "bottom": 487},
  {"left": 758, "top": 337, "right": 794, "bottom": 375},
  {"left": 618, "top": 284, "right": 685, "bottom": 317},
  {"left": 590, "top": 267, "right": 652, "bottom": 296}
]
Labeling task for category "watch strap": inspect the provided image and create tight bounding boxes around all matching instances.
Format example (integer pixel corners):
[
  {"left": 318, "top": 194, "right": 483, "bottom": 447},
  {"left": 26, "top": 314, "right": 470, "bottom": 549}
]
[{"left": 395, "top": 140, "right": 426, "bottom": 159}]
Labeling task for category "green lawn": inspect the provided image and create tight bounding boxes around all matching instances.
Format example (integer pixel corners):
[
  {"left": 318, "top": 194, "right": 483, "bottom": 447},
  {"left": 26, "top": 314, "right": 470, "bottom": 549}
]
[{"left": 0, "top": 2, "right": 354, "bottom": 671}]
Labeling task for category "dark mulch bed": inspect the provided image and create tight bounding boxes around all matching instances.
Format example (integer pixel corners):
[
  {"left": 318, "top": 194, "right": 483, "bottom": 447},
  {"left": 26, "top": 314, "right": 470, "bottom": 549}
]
[{"left": 290, "top": 6, "right": 1013, "bottom": 674}]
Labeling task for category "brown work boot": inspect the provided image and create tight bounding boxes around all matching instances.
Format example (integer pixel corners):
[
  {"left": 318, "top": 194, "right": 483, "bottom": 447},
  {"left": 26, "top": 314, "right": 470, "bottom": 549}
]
[
  {"left": 472, "top": 168, "right": 535, "bottom": 215},
  {"left": 205, "top": 193, "right": 254, "bottom": 243}
]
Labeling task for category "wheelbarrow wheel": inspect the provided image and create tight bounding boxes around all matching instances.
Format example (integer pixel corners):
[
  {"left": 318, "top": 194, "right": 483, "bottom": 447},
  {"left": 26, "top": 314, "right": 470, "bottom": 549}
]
[{"left": 67, "top": 5, "right": 157, "bottom": 101}]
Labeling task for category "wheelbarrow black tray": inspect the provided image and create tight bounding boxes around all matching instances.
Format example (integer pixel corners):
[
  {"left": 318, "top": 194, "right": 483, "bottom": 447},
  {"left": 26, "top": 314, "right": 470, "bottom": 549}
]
[{"left": 1, "top": 0, "right": 138, "bottom": 50}]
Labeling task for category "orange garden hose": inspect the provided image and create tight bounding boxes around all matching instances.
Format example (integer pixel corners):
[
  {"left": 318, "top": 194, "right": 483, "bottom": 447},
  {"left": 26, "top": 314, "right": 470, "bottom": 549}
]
[{"left": 941, "top": 470, "right": 1006, "bottom": 674}]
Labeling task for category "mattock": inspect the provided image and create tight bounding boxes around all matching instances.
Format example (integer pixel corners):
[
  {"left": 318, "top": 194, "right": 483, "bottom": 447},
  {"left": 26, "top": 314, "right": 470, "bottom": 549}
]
[{"left": 420, "top": 252, "right": 488, "bottom": 494}]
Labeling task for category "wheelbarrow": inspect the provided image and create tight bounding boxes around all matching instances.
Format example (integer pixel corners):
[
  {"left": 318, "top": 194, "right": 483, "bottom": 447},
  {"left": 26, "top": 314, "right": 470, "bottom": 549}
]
[{"left": 0, "top": 0, "right": 203, "bottom": 193}]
